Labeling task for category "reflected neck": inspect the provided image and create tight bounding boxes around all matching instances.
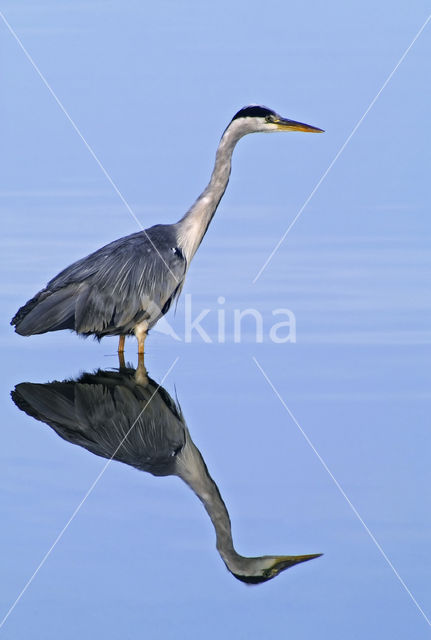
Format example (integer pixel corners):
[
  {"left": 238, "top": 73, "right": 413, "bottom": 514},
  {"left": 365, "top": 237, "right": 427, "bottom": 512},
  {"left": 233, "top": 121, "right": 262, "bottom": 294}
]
[{"left": 176, "top": 432, "right": 249, "bottom": 574}]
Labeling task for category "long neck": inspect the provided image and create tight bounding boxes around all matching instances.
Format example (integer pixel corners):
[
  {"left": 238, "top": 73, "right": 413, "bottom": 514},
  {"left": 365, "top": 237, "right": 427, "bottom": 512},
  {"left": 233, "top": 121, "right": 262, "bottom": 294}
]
[
  {"left": 175, "top": 431, "right": 254, "bottom": 575},
  {"left": 176, "top": 432, "right": 235, "bottom": 557},
  {"left": 175, "top": 125, "right": 242, "bottom": 263}
]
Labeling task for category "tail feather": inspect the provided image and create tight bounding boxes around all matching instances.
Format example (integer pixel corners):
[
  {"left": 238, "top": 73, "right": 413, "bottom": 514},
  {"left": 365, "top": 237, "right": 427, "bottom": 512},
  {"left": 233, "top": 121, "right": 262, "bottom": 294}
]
[
  {"left": 11, "top": 289, "right": 50, "bottom": 327},
  {"left": 11, "top": 286, "right": 77, "bottom": 335}
]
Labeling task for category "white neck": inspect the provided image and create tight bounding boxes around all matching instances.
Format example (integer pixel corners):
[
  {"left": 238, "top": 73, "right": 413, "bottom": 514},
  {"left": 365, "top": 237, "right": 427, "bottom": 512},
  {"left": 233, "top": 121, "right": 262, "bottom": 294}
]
[{"left": 175, "top": 121, "right": 246, "bottom": 263}]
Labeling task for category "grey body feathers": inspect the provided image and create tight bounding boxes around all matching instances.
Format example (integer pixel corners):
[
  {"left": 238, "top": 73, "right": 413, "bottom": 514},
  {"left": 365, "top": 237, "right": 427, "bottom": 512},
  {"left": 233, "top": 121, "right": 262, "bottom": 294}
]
[{"left": 11, "top": 224, "right": 186, "bottom": 339}]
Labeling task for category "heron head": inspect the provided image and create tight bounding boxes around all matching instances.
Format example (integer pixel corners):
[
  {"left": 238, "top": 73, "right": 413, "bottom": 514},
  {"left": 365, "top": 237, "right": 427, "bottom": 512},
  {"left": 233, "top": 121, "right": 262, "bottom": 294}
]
[
  {"left": 230, "top": 552, "right": 322, "bottom": 584},
  {"left": 229, "top": 105, "right": 324, "bottom": 136}
]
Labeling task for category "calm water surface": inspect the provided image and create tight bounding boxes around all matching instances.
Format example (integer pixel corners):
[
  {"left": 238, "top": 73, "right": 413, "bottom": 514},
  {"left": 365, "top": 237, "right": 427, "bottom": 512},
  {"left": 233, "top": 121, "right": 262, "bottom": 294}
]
[
  {"left": 1, "top": 220, "right": 430, "bottom": 638},
  {"left": 1, "top": 1, "right": 430, "bottom": 638}
]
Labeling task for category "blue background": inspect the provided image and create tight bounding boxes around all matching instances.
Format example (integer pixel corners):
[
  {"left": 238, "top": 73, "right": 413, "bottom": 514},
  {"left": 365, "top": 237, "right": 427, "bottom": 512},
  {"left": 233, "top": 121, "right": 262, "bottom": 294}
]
[{"left": 1, "top": 1, "right": 430, "bottom": 638}]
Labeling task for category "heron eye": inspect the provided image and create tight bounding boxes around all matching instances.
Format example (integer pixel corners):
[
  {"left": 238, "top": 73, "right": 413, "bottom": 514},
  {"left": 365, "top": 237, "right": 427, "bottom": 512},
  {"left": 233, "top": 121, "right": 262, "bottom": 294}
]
[
  {"left": 171, "top": 246, "right": 184, "bottom": 259},
  {"left": 265, "top": 114, "right": 275, "bottom": 123}
]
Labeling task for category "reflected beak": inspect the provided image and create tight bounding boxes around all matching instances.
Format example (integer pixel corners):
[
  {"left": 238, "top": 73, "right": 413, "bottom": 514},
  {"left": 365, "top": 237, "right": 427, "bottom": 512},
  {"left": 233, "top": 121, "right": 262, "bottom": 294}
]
[
  {"left": 274, "top": 117, "right": 324, "bottom": 133},
  {"left": 274, "top": 553, "right": 323, "bottom": 571}
]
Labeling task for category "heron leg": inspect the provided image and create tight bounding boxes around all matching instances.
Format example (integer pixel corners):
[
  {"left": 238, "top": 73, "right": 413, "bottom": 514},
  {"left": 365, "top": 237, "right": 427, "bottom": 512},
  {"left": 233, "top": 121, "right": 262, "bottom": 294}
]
[
  {"left": 134, "top": 321, "right": 148, "bottom": 355},
  {"left": 118, "top": 335, "right": 125, "bottom": 353},
  {"left": 137, "top": 332, "right": 147, "bottom": 354}
]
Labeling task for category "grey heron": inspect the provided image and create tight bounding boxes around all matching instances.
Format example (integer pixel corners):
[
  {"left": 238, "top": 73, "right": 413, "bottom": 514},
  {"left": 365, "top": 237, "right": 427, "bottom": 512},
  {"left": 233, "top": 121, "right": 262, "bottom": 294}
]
[
  {"left": 12, "top": 358, "right": 322, "bottom": 584},
  {"left": 11, "top": 106, "right": 323, "bottom": 353}
]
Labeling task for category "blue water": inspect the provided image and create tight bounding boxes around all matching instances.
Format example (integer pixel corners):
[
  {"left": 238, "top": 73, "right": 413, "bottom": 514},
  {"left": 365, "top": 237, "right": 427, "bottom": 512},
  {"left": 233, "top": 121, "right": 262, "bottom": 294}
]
[{"left": 1, "top": 2, "right": 430, "bottom": 638}]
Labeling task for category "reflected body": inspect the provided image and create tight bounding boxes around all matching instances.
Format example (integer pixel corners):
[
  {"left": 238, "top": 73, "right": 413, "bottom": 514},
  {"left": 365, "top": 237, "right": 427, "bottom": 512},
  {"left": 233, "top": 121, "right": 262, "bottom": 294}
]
[
  {"left": 12, "top": 359, "right": 321, "bottom": 583},
  {"left": 11, "top": 106, "right": 322, "bottom": 353}
]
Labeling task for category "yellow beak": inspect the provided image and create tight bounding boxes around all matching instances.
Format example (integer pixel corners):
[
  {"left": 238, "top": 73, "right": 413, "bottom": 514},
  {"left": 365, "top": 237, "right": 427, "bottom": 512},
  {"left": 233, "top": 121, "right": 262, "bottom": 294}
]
[{"left": 275, "top": 117, "right": 324, "bottom": 133}]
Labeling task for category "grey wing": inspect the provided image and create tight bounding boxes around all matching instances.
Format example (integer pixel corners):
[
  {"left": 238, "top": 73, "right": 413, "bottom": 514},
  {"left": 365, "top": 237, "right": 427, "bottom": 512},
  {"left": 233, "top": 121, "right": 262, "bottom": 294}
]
[
  {"left": 12, "top": 226, "right": 187, "bottom": 336},
  {"left": 71, "top": 229, "right": 186, "bottom": 335}
]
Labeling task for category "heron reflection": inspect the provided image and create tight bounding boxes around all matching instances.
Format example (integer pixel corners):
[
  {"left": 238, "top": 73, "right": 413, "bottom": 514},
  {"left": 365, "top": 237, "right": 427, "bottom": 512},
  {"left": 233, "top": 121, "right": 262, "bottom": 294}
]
[{"left": 12, "top": 358, "right": 321, "bottom": 584}]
